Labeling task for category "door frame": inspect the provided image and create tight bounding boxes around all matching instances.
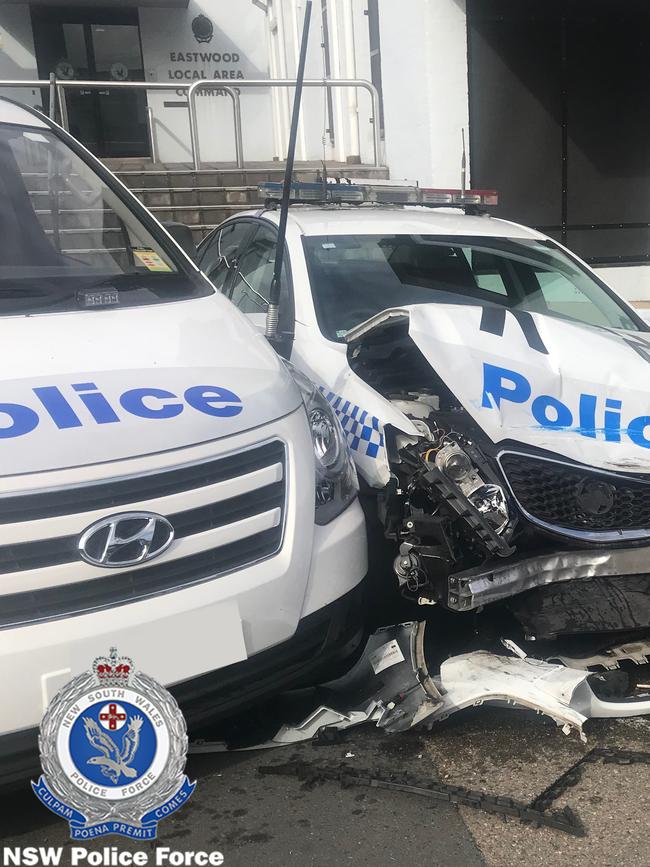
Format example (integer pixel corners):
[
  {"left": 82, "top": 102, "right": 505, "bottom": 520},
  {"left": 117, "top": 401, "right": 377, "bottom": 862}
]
[{"left": 31, "top": 5, "right": 149, "bottom": 158}]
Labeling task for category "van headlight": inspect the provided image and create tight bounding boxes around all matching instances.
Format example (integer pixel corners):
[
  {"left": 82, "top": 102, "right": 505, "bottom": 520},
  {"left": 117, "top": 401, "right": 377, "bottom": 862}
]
[{"left": 284, "top": 362, "right": 358, "bottom": 524}]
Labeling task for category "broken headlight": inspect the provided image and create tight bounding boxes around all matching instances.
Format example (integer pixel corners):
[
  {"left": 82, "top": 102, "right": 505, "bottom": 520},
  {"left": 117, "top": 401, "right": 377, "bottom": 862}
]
[
  {"left": 434, "top": 442, "right": 510, "bottom": 535},
  {"left": 468, "top": 484, "right": 509, "bottom": 534},
  {"left": 284, "top": 362, "right": 358, "bottom": 524}
]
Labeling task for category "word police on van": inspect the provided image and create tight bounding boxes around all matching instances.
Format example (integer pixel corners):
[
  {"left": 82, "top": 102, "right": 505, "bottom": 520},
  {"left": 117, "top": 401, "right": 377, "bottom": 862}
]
[{"left": 0, "top": 384, "right": 243, "bottom": 438}]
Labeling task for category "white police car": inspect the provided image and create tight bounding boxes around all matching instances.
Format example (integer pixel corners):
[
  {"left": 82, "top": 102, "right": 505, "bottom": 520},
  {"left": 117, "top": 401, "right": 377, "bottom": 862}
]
[
  {"left": 0, "top": 103, "right": 367, "bottom": 786},
  {"left": 198, "top": 181, "right": 650, "bottom": 701}
]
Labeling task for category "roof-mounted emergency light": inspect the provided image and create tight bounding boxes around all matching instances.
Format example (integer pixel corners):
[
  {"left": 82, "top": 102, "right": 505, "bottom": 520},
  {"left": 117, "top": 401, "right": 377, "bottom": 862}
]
[
  {"left": 420, "top": 188, "right": 499, "bottom": 206},
  {"left": 258, "top": 181, "right": 498, "bottom": 210}
]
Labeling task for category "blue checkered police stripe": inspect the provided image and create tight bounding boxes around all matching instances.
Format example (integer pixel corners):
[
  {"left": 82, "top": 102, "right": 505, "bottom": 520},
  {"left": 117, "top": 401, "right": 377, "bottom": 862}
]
[{"left": 319, "top": 388, "right": 385, "bottom": 459}]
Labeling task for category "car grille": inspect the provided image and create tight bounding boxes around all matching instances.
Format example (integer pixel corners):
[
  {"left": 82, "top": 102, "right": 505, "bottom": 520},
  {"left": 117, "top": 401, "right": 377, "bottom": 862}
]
[
  {"left": 0, "top": 440, "right": 286, "bottom": 628},
  {"left": 499, "top": 451, "right": 650, "bottom": 537}
]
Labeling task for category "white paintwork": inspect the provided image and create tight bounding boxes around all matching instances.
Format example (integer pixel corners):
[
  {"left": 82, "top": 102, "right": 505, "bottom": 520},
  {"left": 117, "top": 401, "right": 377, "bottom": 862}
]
[
  {"left": 0, "top": 102, "right": 367, "bottom": 738},
  {"left": 1, "top": 405, "right": 367, "bottom": 733},
  {"left": 220, "top": 204, "right": 650, "bottom": 486},
  {"left": 2, "top": 508, "right": 282, "bottom": 596},
  {"left": 406, "top": 302, "right": 650, "bottom": 472},
  {"left": 0, "top": 294, "right": 301, "bottom": 475},
  {"left": 273, "top": 204, "right": 545, "bottom": 239}
]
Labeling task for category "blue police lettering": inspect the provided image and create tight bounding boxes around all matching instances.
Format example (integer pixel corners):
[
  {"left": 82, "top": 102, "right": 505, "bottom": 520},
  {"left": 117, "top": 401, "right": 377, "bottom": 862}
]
[
  {"left": 184, "top": 385, "right": 242, "bottom": 417},
  {"left": 531, "top": 394, "right": 573, "bottom": 429},
  {"left": 72, "top": 382, "right": 120, "bottom": 424},
  {"left": 579, "top": 393, "right": 597, "bottom": 439},
  {"left": 628, "top": 416, "right": 650, "bottom": 448},
  {"left": 481, "top": 364, "right": 530, "bottom": 409},
  {"left": 0, "top": 402, "right": 40, "bottom": 439},
  {"left": 0, "top": 383, "right": 243, "bottom": 438},
  {"left": 604, "top": 399, "right": 622, "bottom": 443},
  {"left": 482, "top": 362, "right": 650, "bottom": 450},
  {"left": 120, "top": 388, "right": 183, "bottom": 419},
  {"left": 33, "top": 386, "right": 82, "bottom": 429}
]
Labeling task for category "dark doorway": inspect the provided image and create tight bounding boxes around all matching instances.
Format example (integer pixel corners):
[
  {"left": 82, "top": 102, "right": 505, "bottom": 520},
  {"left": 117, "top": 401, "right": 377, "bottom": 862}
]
[
  {"left": 31, "top": 5, "right": 149, "bottom": 158},
  {"left": 467, "top": 0, "right": 650, "bottom": 266}
]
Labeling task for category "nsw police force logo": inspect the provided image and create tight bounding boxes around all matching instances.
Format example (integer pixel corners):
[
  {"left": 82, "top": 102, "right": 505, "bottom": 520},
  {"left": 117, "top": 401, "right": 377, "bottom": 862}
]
[{"left": 32, "top": 648, "right": 196, "bottom": 840}]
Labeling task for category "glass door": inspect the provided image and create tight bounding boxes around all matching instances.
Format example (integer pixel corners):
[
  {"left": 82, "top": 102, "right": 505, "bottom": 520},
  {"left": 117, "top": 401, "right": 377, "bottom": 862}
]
[{"left": 32, "top": 7, "right": 149, "bottom": 159}]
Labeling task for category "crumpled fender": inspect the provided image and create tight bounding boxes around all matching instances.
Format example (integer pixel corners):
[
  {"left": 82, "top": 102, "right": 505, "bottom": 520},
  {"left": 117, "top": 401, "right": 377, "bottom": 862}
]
[
  {"left": 346, "top": 303, "right": 650, "bottom": 475},
  {"left": 406, "top": 303, "right": 650, "bottom": 472}
]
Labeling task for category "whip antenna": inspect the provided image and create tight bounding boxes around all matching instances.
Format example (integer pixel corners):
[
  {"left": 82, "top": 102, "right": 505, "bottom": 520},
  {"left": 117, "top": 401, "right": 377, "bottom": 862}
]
[{"left": 265, "top": 0, "right": 312, "bottom": 341}]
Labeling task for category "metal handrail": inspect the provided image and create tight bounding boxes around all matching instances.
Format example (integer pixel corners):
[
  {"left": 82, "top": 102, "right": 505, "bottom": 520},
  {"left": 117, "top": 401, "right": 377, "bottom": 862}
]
[
  {"left": 188, "top": 77, "right": 382, "bottom": 171},
  {"left": 0, "top": 79, "right": 51, "bottom": 88},
  {"left": 146, "top": 105, "right": 158, "bottom": 164},
  {"left": 55, "top": 80, "right": 239, "bottom": 169},
  {"left": 0, "top": 77, "right": 382, "bottom": 171},
  {"left": 0, "top": 79, "right": 54, "bottom": 115}
]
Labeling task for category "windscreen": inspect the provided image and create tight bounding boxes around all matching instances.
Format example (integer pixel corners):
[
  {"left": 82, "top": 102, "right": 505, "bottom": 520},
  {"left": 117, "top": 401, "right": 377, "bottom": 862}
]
[
  {"left": 0, "top": 121, "right": 210, "bottom": 315},
  {"left": 303, "top": 233, "right": 641, "bottom": 340}
]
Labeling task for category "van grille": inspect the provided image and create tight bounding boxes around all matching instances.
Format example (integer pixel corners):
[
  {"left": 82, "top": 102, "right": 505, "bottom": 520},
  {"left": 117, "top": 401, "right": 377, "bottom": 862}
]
[
  {"left": 0, "top": 440, "right": 284, "bottom": 523},
  {"left": 0, "top": 440, "right": 286, "bottom": 628}
]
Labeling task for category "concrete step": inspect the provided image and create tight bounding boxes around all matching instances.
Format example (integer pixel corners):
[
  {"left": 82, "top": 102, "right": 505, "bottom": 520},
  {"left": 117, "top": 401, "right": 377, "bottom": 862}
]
[{"left": 30, "top": 163, "right": 391, "bottom": 247}]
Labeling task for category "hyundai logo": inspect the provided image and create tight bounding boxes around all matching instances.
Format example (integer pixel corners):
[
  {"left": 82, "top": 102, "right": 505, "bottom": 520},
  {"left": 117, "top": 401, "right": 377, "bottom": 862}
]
[{"left": 78, "top": 512, "right": 174, "bottom": 568}]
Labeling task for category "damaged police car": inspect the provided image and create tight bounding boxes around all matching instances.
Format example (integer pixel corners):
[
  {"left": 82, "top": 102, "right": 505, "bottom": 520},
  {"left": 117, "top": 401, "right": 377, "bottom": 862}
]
[{"left": 199, "top": 182, "right": 650, "bottom": 736}]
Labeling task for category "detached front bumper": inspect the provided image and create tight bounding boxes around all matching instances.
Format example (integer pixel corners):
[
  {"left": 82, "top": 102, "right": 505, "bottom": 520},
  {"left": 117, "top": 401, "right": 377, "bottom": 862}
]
[{"left": 448, "top": 545, "right": 650, "bottom": 611}]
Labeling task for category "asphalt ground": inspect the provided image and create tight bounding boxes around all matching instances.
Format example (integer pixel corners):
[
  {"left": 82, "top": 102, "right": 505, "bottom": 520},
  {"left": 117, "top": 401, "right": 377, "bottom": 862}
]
[{"left": 3, "top": 704, "right": 650, "bottom": 866}]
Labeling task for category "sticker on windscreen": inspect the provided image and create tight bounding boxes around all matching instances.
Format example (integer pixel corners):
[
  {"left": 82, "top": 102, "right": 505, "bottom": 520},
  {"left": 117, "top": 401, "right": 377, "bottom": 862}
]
[{"left": 133, "top": 248, "right": 173, "bottom": 272}]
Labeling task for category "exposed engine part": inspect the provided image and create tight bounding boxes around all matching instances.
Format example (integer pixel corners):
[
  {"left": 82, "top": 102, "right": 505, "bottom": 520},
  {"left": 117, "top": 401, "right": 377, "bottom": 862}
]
[
  {"left": 380, "top": 396, "right": 516, "bottom": 603},
  {"left": 419, "top": 462, "right": 513, "bottom": 556},
  {"left": 467, "top": 483, "right": 510, "bottom": 534},
  {"left": 393, "top": 541, "right": 445, "bottom": 597},
  {"left": 393, "top": 544, "right": 427, "bottom": 594},
  {"left": 434, "top": 442, "right": 484, "bottom": 493},
  {"left": 348, "top": 306, "right": 650, "bottom": 663}
]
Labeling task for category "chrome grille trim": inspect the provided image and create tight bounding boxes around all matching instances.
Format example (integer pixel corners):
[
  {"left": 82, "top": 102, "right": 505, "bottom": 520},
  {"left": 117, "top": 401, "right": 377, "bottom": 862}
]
[{"left": 0, "top": 439, "right": 287, "bottom": 627}]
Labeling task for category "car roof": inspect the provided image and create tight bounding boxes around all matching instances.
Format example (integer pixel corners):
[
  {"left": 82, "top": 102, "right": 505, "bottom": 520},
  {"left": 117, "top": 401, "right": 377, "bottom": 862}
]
[
  {"left": 245, "top": 204, "right": 546, "bottom": 241},
  {"left": 0, "top": 96, "right": 48, "bottom": 129}
]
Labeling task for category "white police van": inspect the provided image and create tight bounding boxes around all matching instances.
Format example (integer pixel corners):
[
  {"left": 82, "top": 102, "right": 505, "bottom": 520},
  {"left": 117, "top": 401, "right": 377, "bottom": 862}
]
[
  {"left": 0, "top": 102, "right": 367, "bottom": 786},
  {"left": 198, "top": 180, "right": 650, "bottom": 713}
]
